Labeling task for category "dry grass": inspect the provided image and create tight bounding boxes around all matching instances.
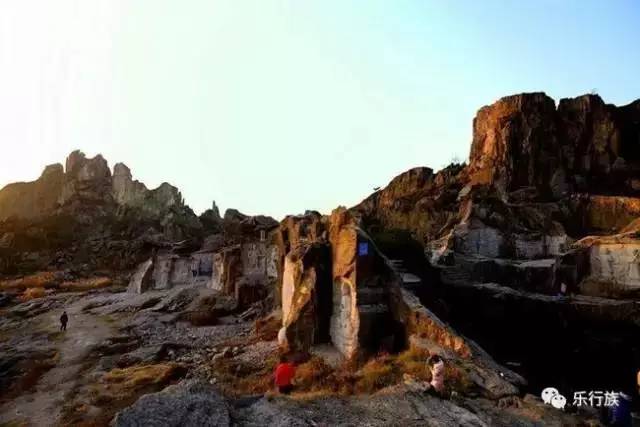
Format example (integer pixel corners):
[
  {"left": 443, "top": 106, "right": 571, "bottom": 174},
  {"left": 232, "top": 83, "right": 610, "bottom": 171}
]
[
  {"left": 209, "top": 342, "right": 471, "bottom": 399},
  {"left": 19, "top": 287, "right": 46, "bottom": 301},
  {"left": 212, "top": 354, "right": 280, "bottom": 396},
  {"left": 0, "top": 271, "right": 58, "bottom": 290},
  {"left": 355, "top": 355, "right": 397, "bottom": 393},
  {"left": 62, "top": 363, "right": 186, "bottom": 427},
  {"left": 254, "top": 312, "right": 281, "bottom": 341},
  {"left": 88, "top": 363, "right": 186, "bottom": 407},
  {"left": 0, "top": 273, "right": 115, "bottom": 301},
  {"left": 59, "top": 277, "right": 112, "bottom": 291},
  {"left": 354, "top": 347, "right": 434, "bottom": 394},
  {"left": 293, "top": 356, "right": 334, "bottom": 390},
  {"left": 101, "top": 363, "right": 182, "bottom": 392}
]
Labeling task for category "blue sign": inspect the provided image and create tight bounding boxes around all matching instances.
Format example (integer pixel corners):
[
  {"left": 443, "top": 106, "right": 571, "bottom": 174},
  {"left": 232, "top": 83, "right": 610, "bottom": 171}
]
[{"left": 358, "top": 242, "right": 369, "bottom": 256}]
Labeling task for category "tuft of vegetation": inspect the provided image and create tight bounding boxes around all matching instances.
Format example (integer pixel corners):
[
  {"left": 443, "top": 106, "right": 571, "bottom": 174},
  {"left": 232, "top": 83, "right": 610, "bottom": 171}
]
[
  {"left": 59, "top": 277, "right": 112, "bottom": 291},
  {"left": 212, "top": 354, "right": 280, "bottom": 396},
  {"left": 62, "top": 363, "right": 186, "bottom": 426},
  {"left": 20, "top": 287, "right": 46, "bottom": 301},
  {"left": 254, "top": 312, "right": 281, "bottom": 341},
  {"left": 293, "top": 356, "right": 334, "bottom": 391},
  {"left": 88, "top": 363, "right": 187, "bottom": 407},
  {"left": 0, "top": 271, "right": 58, "bottom": 290}
]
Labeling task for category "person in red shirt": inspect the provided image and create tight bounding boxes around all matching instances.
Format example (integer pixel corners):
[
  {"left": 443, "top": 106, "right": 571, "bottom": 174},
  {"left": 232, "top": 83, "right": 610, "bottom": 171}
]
[{"left": 274, "top": 354, "right": 296, "bottom": 394}]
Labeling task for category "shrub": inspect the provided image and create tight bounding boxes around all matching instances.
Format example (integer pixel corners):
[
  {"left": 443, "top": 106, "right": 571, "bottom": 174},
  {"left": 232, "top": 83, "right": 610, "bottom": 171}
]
[
  {"left": 396, "top": 346, "right": 431, "bottom": 381},
  {"left": 294, "top": 356, "right": 334, "bottom": 390},
  {"left": 0, "top": 271, "right": 58, "bottom": 290},
  {"left": 20, "top": 287, "right": 46, "bottom": 301},
  {"left": 355, "top": 356, "right": 396, "bottom": 393},
  {"left": 101, "top": 363, "right": 184, "bottom": 394},
  {"left": 59, "top": 277, "right": 112, "bottom": 291}
]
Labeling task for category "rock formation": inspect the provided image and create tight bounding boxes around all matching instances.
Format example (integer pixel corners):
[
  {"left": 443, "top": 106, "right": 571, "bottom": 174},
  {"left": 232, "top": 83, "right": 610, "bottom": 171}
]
[
  {"left": 354, "top": 91, "right": 640, "bottom": 393},
  {"left": 127, "top": 208, "right": 280, "bottom": 310},
  {"left": 0, "top": 150, "right": 204, "bottom": 274}
]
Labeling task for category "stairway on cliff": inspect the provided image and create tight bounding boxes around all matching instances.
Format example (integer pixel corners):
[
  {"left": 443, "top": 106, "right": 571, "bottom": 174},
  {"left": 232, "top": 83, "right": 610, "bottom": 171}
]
[
  {"left": 356, "top": 282, "right": 395, "bottom": 352},
  {"left": 388, "top": 259, "right": 423, "bottom": 293}
]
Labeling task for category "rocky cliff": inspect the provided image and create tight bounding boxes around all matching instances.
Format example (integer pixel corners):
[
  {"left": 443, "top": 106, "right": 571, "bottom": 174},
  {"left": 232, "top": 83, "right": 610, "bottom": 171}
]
[
  {"left": 354, "top": 92, "right": 640, "bottom": 393},
  {"left": 0, "top": 150, "right": 207, "bottom": 274}
]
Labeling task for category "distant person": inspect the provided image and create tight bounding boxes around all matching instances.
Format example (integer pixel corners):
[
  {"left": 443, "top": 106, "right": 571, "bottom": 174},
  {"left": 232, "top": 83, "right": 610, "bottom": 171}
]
[
  {"left": 559, "top": 282, "right": 568, "bottom": 296},
  {"left": 427, "top": 354, "right": 446, "bottom": 395},
  {"left": 557, "top": 282, "right": 568, "bottom": 298},
  {"left": 274, "top": 354, "right": 296, "bottom": 394},
  {"left": 60, "top": 311, "right": 68, "bottom": 331},
  {"left": 191, "top": 259, "right": 199, "bottom": 283}
]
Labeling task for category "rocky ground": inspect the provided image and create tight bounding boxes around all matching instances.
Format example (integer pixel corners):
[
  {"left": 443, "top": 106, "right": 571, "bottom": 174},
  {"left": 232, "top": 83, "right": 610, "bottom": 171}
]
[{"left": 0, "top": 282, "right": 601, "bottom": 427}]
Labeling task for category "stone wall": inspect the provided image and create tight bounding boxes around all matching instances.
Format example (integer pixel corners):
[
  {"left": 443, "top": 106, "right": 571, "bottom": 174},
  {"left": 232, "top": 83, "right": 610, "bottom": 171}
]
[
  {"left": 279, "top": 208, "right": 400, "bottom": 359},
  {"left": 129, "top": 254, "right": 205, "bottom": 293},
  {"left": 206, "top": 239, "right": 278, "bottom": 307},
  {"left": 589, "top": 242, "right": 640, "bottom": 291}
]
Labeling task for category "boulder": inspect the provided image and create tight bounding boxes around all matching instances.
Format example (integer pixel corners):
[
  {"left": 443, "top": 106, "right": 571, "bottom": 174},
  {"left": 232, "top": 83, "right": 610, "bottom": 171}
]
[
  {"left": 112, "top": 381, "right": 230, "bottom": 427},
  {"left": 128, "top": 259, "right": 154, "bottom": 293},
  {"left": 280, "top": 242, "right": 331, "bottom": 352}
]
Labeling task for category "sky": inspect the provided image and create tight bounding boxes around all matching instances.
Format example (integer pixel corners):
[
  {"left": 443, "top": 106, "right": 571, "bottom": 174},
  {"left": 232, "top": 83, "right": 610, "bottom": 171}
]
[{"left": 0, "top": 1, "right": 639, "bottom": 219}]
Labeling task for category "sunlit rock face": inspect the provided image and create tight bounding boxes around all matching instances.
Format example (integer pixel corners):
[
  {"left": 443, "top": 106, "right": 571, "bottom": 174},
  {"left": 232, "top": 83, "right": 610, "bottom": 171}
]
[
  {"left": 112, "top": 162, "right": 148, "bottom": 207},
  {"left": 351, "top": 92, "right": 640, "bottom": 395},
  {"left": 0, "top": 163, "right": 65, "bottom": 221},
  {"left": 468, "top": 92, "right": 560, "bottom": 196},
  {"left": 278, "top": 208, "right": 406, "bottom": 359},
  {"left": 468, "top": 93, "right": 640, "bottom": 199},
  {"left": 280, "top": 243, "right": 331, "bottom": 352}
]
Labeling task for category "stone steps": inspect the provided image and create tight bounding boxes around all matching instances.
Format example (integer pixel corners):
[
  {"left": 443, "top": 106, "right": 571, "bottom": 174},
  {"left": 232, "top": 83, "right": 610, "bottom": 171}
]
[
  {"left": 389, "top": 259, "right": 423, "bottom": 291},
  {"left": 356, "top": 287, "right": 388, "bottom": 305}
]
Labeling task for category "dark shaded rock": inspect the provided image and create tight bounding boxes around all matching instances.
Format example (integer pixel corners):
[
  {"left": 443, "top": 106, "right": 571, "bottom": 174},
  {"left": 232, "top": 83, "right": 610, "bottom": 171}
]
[{"left": 113, "top": 380, "right": 230, "bottom": 427}]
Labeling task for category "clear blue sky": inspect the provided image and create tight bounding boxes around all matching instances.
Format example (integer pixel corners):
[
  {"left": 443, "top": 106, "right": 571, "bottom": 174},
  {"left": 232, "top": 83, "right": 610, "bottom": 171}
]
[{"left": 1, "top": 1, "right": 639, "bottom": 219}]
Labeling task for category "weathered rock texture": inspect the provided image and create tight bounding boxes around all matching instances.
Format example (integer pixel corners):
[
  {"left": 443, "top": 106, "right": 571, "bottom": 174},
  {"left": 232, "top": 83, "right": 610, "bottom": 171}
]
[
  {"left": 468, "top": 93, "right": 640, "bottom": 199},
  {"left": 113, "top": 381, "right": 230, "bottom": 427},
  {"left": 0, "top": 150, "right": 208, "bottom": 274},
  {"left": 353, "top": 91, "right": 640, "bottom": 393},
  {"left": 279, "top": 208, "right": 404, "bottom": 360},
  {"left": 127, "top": 211, "right": 280, "bottom": 312}
]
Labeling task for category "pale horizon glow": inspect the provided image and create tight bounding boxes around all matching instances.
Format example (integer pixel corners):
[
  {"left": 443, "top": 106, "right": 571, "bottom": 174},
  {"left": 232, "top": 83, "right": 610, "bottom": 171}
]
[{"left": 1, "top": 1, "right": 639, "bottom": 219}]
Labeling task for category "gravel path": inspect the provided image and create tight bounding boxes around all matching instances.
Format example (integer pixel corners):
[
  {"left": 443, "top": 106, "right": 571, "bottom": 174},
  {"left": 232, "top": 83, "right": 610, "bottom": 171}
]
[{"left": 0, "top": 295, "right": 117, "bottom": 426}]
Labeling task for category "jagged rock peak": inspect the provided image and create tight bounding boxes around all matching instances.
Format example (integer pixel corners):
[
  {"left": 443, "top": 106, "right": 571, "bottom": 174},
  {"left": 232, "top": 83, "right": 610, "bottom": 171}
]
[
  {"left": 40, "top": 163, "right": 64, "bottom": 178},
  {"left": 0, "top": 150, "right": 193, "bottom": 222},
  {"left": 223, "top": 208, "right": 248, "bottom": 222},
  {"left": 113, "top": 162, "right": 132, "bottom": 178},
  {"left": 64, "top": 150, "right": 111, "bottom": 180}
]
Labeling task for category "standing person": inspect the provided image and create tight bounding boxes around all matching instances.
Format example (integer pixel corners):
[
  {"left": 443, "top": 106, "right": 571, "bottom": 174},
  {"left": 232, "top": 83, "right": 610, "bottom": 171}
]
[
  {"left": 274, "top": 354, "right": 296, "bottom": 394},
  {"left": 191, "top": 258, "right": 199, "bottom": 284},
  {"left": 428, "top": 354, "right": 446, "bottom": 395},
  {"left": 60, "top": 311, "right": 68, "bottom": 331}
]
